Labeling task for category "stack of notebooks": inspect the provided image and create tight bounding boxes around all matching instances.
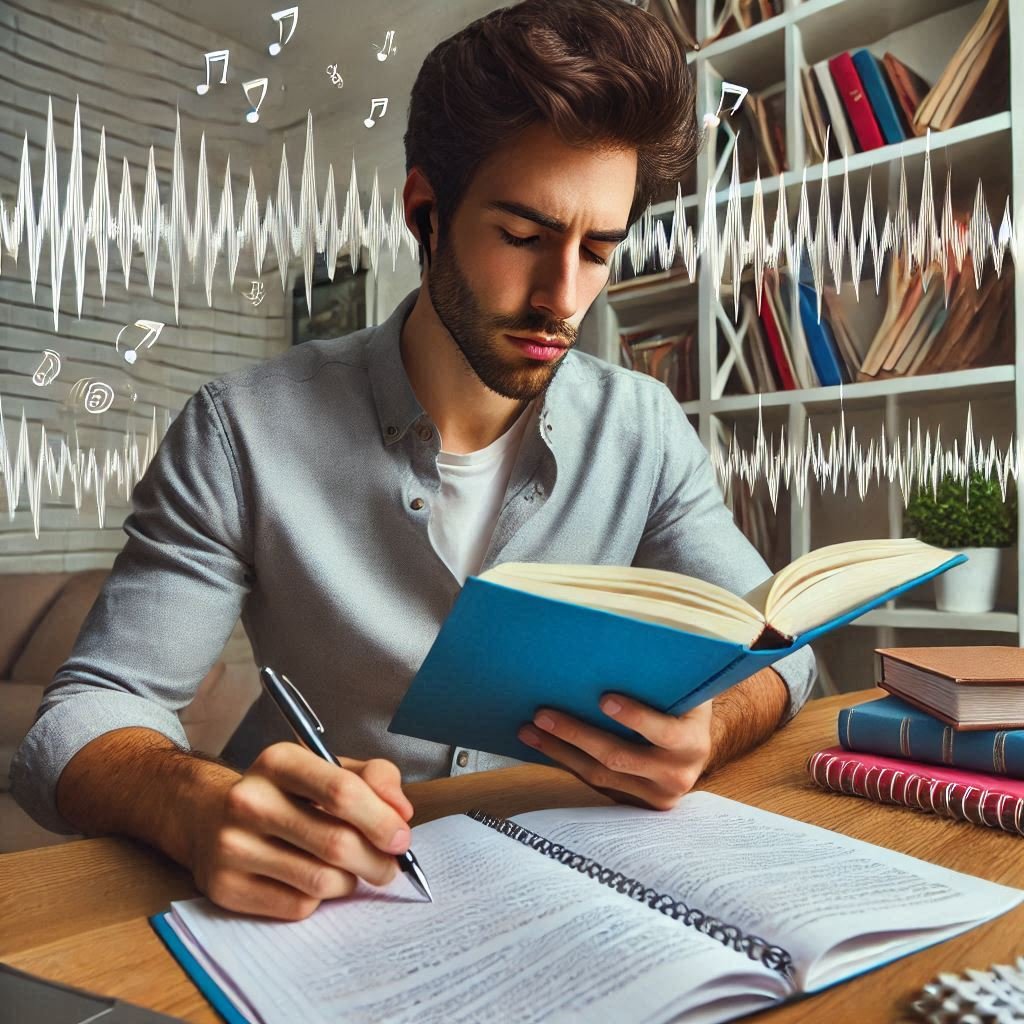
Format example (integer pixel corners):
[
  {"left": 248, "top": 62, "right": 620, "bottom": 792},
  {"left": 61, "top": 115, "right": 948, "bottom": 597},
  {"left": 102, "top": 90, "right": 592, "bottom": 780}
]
[
  {"left": 800, "top": 0, "right": 1008, "bottom": 164},
  {"left": 808, "top": 646, "right": 1024, "bottom": 837}
]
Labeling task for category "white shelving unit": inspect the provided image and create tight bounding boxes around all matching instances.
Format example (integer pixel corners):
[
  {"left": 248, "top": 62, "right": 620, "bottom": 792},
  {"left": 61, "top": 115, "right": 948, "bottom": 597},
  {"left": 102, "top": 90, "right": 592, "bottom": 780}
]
[{"left": 595, "top": 0, "right": 1023, "bottom": 688}]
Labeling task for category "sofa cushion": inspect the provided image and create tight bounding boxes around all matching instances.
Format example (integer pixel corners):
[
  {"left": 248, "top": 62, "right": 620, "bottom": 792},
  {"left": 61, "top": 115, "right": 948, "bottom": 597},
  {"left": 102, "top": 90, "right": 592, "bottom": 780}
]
[
  {"left": 10, "top": 570, "right": 109, "bottom": 684},
  {"left": 0, "top": 574, "right": 69, "bottom": 679},
  {"left": 0, "top": 682, "right": 46, "bottom": 791}
]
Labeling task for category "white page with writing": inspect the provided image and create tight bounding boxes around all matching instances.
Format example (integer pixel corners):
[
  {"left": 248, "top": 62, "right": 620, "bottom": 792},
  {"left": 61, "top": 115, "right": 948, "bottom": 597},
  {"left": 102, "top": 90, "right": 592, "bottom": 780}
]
[
  {"left": 170, "top": 812, "right": 787, "bottom": 1024},
  {"left": 516, "top": 793, "right": 1023, "bottom": 992}
]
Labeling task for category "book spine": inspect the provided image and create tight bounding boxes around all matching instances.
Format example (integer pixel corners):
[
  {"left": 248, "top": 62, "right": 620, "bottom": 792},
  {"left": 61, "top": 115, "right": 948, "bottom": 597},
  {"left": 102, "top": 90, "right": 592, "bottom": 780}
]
[
  {"left": 851, "top": 50, "right": 906, "bottom": 146},
  {"left": 828, "top": 53, "right": 885, "bottom": 151},
  {"left": 807, "top": 750, "right": 1024, "bottom": 836},
  {"left": 758, "top": 295, "right": 797, "bottom": 390},
  {"left": 466, "top": 810, "right": 796, "bottom": 977}
]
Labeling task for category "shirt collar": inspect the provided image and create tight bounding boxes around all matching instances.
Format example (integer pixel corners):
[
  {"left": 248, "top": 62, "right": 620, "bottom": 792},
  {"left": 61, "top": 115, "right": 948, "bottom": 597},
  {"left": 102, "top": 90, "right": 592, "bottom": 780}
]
[
  {"left": 366, "top": 286, "right": 575, "bottom": 448},
  {"left": 367, "top": 289, "right": 427, "bottom": 447}
]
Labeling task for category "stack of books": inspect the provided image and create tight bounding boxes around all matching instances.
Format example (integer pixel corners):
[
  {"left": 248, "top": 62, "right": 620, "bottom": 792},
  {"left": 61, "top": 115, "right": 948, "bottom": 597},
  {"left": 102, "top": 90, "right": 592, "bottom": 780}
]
[
  {"left": 700, "top": 0, "right": 782, "bottom": 48},
  {"left": 800, "top": 0, "right": 1008, "bottom": 163},
  {"left": 808, "top": 646, "right": 1024, "bottom": 837}
]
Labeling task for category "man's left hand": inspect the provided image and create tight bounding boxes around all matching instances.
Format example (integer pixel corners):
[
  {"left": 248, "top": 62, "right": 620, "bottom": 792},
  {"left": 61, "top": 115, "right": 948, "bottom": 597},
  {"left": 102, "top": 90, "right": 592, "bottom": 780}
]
[{"left": 517, "top": 694, "right": 713, "bottom": 811}]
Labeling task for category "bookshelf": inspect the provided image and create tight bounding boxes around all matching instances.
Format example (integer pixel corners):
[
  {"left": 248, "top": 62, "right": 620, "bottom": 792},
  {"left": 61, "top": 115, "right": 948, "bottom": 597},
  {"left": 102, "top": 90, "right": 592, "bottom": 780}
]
[{"left": 593, "top": 0, "right": 1023, "bottom": 693}]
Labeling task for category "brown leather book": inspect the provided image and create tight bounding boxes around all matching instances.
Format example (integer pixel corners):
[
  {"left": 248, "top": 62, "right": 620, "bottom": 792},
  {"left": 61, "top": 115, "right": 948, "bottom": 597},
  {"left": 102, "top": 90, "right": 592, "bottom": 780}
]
[
  {"left": 875, "top": 647, "right": 1024, "bottom": 730},
  {"left": 914, "top": 0, "right": 1009, "bottom": 132},
  {"left": 881, "top": 53, "right": 929, "bottom": 138}
]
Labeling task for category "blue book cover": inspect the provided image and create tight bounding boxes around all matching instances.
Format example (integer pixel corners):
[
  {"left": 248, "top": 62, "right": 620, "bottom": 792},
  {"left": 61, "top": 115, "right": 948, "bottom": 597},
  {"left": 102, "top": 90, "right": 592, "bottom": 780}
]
[
  {"left": 852, "top": 50, "right": 906, "bottom": 147},
  {"left": 389, "top": 553, "right": 966, "bottom": 763},
  {"left": 797, "top": 283, "right": 847, "bottom": 386},
  {"left": 838, "top": 695, "right": 1024, "bottom": 780}
]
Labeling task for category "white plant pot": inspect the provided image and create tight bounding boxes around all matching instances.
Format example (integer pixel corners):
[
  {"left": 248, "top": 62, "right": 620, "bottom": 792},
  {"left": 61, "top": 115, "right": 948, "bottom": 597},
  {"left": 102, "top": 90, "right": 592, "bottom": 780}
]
[{"left": 933, "top": 548, "right": 1003, "bottom": 614}]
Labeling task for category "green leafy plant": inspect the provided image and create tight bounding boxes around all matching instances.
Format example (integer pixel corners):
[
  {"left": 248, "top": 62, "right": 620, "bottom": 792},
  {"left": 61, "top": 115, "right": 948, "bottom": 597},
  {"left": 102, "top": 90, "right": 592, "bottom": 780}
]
[{"left": 903, "top": 471, "right": 1017, "bottom": 548}]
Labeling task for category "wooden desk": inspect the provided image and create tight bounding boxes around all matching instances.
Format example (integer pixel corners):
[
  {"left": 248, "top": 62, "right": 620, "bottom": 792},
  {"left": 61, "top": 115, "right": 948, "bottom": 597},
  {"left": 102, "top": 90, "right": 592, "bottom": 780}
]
[{"left": 2, "top": 690, "right": 1022, "bottom": 1023}]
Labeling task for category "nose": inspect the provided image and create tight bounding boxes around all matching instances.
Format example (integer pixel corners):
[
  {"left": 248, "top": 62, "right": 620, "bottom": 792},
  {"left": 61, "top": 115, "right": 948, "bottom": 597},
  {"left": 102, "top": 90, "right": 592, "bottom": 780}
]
[{"left": 529, "top": 244, "right": 579, "bottom": 325}]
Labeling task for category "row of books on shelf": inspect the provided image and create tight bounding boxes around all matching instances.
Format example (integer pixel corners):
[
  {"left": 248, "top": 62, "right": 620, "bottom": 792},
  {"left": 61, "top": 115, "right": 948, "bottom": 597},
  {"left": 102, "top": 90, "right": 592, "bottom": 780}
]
[
  {"left": 650, "top": 0, "right": 782, "bottom": 53},
  {"left": 809, "top": 645, "right": 1024, "bottom": 838},
  {"left": 723, "top": 0, "right": 1008, "bottom": 177},
  {"left": 618, "top": 256, "right": 1013, "bottom": 400}
]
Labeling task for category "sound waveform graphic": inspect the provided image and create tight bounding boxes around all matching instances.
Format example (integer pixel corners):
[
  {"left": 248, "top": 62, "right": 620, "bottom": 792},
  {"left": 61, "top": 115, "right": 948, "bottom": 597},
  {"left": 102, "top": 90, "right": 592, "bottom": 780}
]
[
  {"left": 710, "top": 403, "right": 1019, "bottom": 512},
  {"left": 0, "top": 99, "right": 1018, "bottom": 329},
  {"left": 1, "top": 390, "right": 1016, "bottom": 535},
  {"left": 0, "top": 393, "right": 163, "bottom": 537}
]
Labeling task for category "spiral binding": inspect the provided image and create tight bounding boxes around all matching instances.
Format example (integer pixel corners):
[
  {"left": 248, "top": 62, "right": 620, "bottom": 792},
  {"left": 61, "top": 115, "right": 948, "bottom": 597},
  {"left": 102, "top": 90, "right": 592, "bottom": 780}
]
[{"left": 467, "top": 810, "right": 795, "bottom": 978}]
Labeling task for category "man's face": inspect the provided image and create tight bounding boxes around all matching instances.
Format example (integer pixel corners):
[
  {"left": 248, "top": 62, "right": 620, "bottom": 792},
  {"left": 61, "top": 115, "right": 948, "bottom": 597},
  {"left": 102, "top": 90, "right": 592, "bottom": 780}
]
[{"left": 426, "top": 122, "right": 637, "bottom": 401}]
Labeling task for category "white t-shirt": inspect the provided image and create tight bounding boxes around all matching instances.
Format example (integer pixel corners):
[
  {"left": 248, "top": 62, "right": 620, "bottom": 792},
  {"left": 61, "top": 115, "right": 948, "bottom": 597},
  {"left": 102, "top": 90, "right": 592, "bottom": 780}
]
[{"left": 429, "top": 404, "right": 535, "bottom": 585}]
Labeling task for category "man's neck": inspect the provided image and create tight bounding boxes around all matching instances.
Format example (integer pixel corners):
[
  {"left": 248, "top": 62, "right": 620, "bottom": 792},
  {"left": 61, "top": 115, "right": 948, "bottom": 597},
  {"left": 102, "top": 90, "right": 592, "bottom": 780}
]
[{"left": 400, "top": 286, "right": 529, "bottom": 455}]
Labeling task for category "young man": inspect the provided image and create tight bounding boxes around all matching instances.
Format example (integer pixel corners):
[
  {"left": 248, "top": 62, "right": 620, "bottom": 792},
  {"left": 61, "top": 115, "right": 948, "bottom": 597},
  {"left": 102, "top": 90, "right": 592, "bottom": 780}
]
[{"left": 11, "top": 0, "right": 815, "bottom": 920}]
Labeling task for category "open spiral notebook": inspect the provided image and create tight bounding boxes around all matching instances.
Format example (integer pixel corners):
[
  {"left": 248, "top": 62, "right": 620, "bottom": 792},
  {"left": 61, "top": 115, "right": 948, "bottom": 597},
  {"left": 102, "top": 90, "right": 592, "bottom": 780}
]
[{"left": 151, "top": 793, "right": 1022, "bottom": 1024}]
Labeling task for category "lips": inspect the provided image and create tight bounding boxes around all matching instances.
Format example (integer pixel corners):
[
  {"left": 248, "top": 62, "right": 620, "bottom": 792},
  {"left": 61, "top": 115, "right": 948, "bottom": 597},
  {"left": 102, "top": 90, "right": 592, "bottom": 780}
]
[{"left": 508, "top": 334, "right": 569, "bottom": 349}]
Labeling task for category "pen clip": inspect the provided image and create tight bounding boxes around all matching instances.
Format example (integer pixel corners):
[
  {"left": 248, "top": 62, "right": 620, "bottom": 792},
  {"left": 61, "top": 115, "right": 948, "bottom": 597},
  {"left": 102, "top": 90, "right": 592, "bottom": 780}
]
[{"left": 279, "top": 672, "right": 325, "bottom": 734}]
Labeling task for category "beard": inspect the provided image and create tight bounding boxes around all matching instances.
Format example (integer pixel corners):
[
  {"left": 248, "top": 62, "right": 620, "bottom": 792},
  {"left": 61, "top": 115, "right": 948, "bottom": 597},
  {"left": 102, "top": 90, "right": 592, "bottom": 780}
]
[{"left": 426, "top": 229, "right": 577, "bottom": 401}]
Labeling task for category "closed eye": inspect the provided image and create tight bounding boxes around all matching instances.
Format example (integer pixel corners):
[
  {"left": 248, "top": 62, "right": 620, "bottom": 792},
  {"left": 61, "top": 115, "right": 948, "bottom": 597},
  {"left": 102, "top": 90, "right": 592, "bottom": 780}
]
[{"left": 498, "top": 227, "right": 608, "bottom": 267}]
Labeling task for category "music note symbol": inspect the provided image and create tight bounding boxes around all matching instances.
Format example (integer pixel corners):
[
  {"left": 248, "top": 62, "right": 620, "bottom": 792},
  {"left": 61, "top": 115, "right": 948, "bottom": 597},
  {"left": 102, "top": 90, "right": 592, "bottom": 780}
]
[
  {"left": 374, "top": 29, "right": 396, "bottom": 61},
  {"left": 115, "top": 319, "right": 165, "bottom": 365},
  {"left": 704, "top": 81, "right": 749, "bottom": 128},
  {"left": 243, "top": 78, "right": 269, "bottom": 124},
  {"left": 268, "top": 6, "right": 298, "bottom": 56},
  {"left": 364, "top": 97, "right": 388, "bottom": 128},
  {"left": 196, "top": 49, "right": 230, "bottom": 96}
]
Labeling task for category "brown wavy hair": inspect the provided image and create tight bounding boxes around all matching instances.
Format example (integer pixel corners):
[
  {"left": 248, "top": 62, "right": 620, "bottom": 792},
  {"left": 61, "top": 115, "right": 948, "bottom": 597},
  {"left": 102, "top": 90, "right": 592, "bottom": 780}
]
[{"left": 404, "top": 0, "right": 698, "bottom": 248}]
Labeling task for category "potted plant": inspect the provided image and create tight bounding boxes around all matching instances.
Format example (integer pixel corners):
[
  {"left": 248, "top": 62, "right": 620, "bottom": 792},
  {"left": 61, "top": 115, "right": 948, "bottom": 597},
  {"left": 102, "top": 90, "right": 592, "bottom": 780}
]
[{"left": 902, "top": 470, "right": 1017, "bottom": 613}]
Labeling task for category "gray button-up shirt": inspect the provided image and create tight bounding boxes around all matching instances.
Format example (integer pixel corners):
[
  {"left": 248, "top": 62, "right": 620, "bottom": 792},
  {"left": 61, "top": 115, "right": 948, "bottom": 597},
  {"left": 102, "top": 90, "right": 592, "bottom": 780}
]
[{"left": 11, "top": 289, "right": 816, "bottom": 833}]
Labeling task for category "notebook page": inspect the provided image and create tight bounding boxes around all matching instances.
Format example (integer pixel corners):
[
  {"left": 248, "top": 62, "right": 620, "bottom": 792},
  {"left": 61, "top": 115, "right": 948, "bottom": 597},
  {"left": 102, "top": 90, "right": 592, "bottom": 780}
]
[
  {"left": 170, "top": 812, "right": 785, "bottom": 1024},
  {"left": 516, "top": 793, "right": 1023, "bottom": 993}
]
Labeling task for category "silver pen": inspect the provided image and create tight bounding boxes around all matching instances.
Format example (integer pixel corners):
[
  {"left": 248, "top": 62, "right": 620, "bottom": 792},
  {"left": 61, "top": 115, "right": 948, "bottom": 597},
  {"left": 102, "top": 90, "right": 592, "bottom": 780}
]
[{"left": 260, "top": 665, "right": 433, "bottom": 902}]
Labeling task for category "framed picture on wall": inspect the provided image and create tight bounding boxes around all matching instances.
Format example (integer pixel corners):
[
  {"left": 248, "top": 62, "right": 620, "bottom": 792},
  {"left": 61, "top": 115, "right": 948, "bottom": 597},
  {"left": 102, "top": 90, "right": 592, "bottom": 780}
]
[{"left": 291, "top": 254, "right": 368, "bottom": 344}]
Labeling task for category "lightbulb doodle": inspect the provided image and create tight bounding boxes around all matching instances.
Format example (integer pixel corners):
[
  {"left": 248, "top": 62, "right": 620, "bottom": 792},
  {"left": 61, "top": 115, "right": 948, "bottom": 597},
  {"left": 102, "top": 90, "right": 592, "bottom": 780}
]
[{"left": 0, "top": 100, "right": 1017, "bottom": 335}]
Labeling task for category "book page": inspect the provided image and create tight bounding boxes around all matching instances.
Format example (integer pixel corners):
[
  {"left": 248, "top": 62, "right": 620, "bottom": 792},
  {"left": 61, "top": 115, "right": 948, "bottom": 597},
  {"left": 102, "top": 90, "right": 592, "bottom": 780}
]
[
  {"left": 169, "top": 812, "right": 786, "bottom": 1024},
  {"left": 516, "top": 793, "right": 1022, "bottom": 993}
]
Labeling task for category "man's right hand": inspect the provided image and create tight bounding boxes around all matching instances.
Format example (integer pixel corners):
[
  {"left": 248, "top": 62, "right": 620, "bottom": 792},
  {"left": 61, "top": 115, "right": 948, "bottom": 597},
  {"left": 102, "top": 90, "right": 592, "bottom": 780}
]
[{"left": 188, "top": 743, "right": 415, "bottom": 921}]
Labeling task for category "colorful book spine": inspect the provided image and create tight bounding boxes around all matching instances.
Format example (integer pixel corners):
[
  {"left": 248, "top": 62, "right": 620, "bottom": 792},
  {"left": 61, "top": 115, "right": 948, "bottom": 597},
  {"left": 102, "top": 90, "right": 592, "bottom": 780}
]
[
  {"left": 828, "top": 53, "right": 885, "bottom": 152},
  {"left": 797, "top": 284, "right": 847, "bottom": 386},
  {"left": 758, "top": 291, "right": 797, "bottom": 390},
  {"left": 838, "top": 696, "right": 1024, "bottom": 779},
  {"left": 851, "top": 50, "right": 906, "bottom": 146},
  {"left": 807, "top": 745, "right": 1024, "bottom": 837}
]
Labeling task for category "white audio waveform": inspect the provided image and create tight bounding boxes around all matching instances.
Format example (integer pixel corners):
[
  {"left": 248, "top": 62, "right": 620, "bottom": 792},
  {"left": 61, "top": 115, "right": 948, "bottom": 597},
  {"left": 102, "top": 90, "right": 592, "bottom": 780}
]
[
  {"left": 0, "top": 99, "right": 1017, "bottom": 330},
  {"left": 1, "top": 390, "right": 1015, "bottom": 535},
  {"left": 710, "top": 402, "right": 1019, "bottom": 511},
  {"left": 0, "top": 393, "right": 163, "bottom": 537}
]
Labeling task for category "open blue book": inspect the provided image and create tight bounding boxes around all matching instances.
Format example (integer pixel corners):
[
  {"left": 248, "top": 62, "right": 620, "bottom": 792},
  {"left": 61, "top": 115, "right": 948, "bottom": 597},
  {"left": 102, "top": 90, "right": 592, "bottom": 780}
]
[{"left": 389, "top": 540, "right": 966, "bottom": 762}]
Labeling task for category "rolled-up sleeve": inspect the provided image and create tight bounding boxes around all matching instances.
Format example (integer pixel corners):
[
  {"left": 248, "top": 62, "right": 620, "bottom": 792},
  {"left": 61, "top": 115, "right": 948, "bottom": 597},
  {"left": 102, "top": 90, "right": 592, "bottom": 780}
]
[
  {"left": 9, "top": 383, "right": 253, "bottom": 833},
  {"left": 632, "top": 384, "right": 816, "bottom": 722}
]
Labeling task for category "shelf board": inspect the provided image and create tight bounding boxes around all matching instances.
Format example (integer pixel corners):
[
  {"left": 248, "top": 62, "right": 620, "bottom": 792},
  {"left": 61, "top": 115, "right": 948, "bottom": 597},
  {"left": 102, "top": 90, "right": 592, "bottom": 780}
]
[
  {"left": 852, "top": 606, "right": 1018, "bottom": 632},
  {"left": 704, "top": 364, "right": 1014, "bottom": 413}
]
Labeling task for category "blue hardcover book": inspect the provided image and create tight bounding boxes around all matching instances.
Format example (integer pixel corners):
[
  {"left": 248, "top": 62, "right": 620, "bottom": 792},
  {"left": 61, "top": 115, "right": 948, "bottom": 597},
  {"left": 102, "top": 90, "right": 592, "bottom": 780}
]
[
  {"left": 389, "top": 547, "right": 966, "bottom": 763},
  {"left": 838, "top": 695, "right": 1024, "bottom": 780},
  {"left": 851, "top": 50, "right": 906, "bottom": 147},
  {"left": 797, "top": 283, "right": 847, "bottom": 386}
]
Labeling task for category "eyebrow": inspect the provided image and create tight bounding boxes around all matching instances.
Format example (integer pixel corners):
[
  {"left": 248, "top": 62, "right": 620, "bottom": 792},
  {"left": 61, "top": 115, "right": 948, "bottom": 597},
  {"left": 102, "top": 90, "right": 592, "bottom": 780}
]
[{"left": 485, "top": 200, "right": 629, "bottom": 244}]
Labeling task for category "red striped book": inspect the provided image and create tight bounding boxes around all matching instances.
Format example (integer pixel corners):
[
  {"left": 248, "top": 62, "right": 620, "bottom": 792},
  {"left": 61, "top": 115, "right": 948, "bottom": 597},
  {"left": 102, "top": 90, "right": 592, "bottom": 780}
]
[
  {"left": 828, "top": 53, "right": 885, "bottom": 152},
  {"left": 807, "top": 746, "right": 1024, "bottom": 837}
]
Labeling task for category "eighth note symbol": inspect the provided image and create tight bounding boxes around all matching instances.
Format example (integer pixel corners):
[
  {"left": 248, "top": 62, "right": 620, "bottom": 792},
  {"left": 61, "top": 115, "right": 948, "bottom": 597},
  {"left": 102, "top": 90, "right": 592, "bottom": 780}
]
[
  {"left": 364, "top": 97, "right": 388, "bottom": 128},
  {"left": 268, "top": 6, "right": 298, "bottom": 56},
  {"left": 704, "top": 81, "right": 749, "bottom": 128},
  {"left": 374, "top": 30, "right": 396, "bottom": 61},
  {"left": 196, "top": 49, "right": 230, "bottom": 96},
  {"left": 116, "top": 319, "right": 165, "bottom": 365},
  {"left": 243, "top": 78, "right": 269, "bottom": 124}
]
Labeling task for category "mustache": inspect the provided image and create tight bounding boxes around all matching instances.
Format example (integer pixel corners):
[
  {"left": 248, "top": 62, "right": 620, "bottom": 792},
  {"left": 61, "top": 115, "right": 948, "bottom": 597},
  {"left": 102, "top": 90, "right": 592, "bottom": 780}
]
[{"left": 497, "top": 320, "right": 577, "bottom": 345}]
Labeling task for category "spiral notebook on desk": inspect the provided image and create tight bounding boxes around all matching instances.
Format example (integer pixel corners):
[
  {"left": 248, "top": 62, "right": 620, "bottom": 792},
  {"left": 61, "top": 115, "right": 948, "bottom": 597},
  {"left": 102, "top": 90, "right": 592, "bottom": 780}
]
[{"left": 150, "top": 793, "right": 1023, "bottom": 1024}]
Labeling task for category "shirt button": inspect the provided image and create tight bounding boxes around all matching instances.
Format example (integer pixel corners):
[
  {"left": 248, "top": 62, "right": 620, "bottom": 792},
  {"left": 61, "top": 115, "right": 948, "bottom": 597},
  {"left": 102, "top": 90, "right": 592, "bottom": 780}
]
[
  {"left": 456, "top": 750, "right": 469, "bottom": 768},
  {"left": 410, "top": 497, "right": 425, "bottom": 510},
  {"left": 417, "top": 425, "right": 432, "bottom": 441},
  {"left": 386, "top": 426, "right": 397, "bottom": 437}
]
